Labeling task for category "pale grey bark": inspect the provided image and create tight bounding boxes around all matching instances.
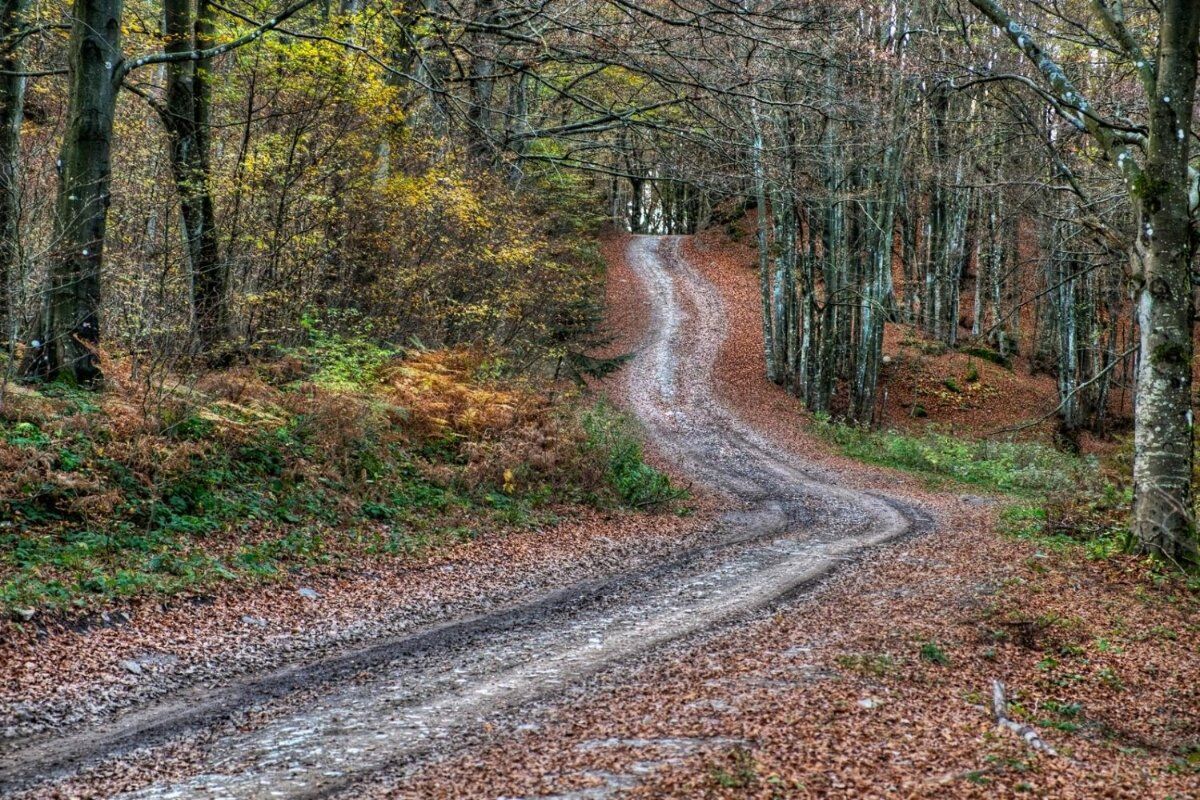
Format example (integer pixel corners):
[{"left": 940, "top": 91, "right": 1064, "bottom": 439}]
[
  {"left": 749, "top": 97, "right": 777, "bottom": 383},
  {"left": 1128, "top": 0, "right": 1199, "bottom": 565}
]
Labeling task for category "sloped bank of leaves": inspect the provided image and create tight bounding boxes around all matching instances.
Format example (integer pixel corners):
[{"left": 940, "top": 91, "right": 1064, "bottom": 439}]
[{"left": 0, "top": 346, "right": 683, "bottom": 617}]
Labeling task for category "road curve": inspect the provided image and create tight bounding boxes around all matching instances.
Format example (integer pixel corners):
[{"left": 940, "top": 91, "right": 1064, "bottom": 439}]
[{"left": 1, "top": 236, "right": 921, "bottom": 799}]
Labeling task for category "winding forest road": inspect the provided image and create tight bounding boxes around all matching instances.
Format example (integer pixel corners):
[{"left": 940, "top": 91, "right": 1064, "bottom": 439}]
[{"left": 1, "top": 236, "right": 925, "bottom": 799}]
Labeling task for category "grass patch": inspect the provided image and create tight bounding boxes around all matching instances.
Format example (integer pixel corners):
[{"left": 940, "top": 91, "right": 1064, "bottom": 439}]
[
  {"left": 814, "top": 419, "right": 1092, "bottom": 497},
  {"left": 297, "top": 322, "right": 397, "bottom": 391},
  {"left": 1000, "top": 504, "right": 1120, "bottom": 555},
  {"left": 961, "top": 345, "right": 1011, "bottom": 369},
  {"left": 836, "top": 652, "right": 897, "bottom": 677},
  {"left": 919, "top": 641, "right": 951, "bottom": 665},
  {"left": 709, "top": 747, "right": 758, "bottom": 790},
  {"left": 815, "top": 418, "right": 1143, "bottom": 560}
]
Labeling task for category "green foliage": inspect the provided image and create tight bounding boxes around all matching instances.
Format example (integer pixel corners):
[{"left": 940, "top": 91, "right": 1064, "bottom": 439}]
[
  {"left": 5, "top": 421, "right": 49, "bottom": 447},
  {"left": 919, "top": 641, "right": 950, "bottom": 666},
  {"left": 582, "top": 402, "right": 685, "bottom": 509},
  {"left": 0, "top": 352, "right": 688, "bottom": 616},
  {"left": 817, "top": 420, "right": 1147, "bottom": 562},
  {"left": 1000, "top": 483, "right": 1132, "bottom": 560},
  {"left": 835, "top": 652, "right": 897, "bottom": 677},
  {"left": 814, "top": 420, "right": 1091, "bottom": 496},
  {"left": 1037, "top": 699, "right": 1084, "bottom": 732},
  {"left": 299, "top": 318, "right": 397, "bottom": 391},
  {"left": 961, "top": 346, "right": 1011, "bottom": 369},
  {"left": 1170, "top": 745, "right": 1200, "bottom": 776},
  {"left": 709, "top": 748, "right": 758, "bottom": 790},
  {"left": 0, "top": 409, "right": 481, "bottom": 613}
]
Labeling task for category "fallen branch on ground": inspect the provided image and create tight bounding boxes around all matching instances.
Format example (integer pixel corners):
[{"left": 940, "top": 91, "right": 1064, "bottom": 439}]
[{"left": 991, "top": 679, "right": 1057, "bottom": 756}]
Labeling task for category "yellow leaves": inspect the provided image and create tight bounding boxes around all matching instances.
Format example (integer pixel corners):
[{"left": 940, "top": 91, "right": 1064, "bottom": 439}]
[
  {"left": 487, "top": 242, "right": 539, "bottom": 267},
  {"left": 384, "top": 349, "right": 527, "bottom": 442},
  {"left": 244, "top": 291, "right": 291, "bottom": 307},
  {"left": 343, "top": 150, "right": 601, "bottom": 359},
  {"left": 385, "top": 169, "right": 490, "bottom": 230}
]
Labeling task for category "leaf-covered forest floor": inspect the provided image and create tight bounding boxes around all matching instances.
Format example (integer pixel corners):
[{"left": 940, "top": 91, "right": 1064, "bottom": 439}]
[
  {"left": 393, "top": 516, "right": 1200, "bottom": 798},
  {"left": 388, "top": 231, "right": 1199, "bottom": 798}
]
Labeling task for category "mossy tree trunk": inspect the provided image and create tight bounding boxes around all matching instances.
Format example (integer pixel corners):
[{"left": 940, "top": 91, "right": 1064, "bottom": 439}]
[{"left": 1130, "top": 0, "right": 1199, "bottom": 565}]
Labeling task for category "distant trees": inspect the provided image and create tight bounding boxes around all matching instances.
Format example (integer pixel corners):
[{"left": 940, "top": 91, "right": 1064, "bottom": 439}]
[
  {"left": 608, "top": 0, "right": 1195, "bottom": 565},
  {"left": 746, "top": 21, "right": 910, "bottom": 423}
]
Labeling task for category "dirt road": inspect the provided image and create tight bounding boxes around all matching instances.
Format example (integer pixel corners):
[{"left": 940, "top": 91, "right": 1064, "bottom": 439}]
[{"left": 1, "top": 236, "right": 925, "bottom": 799}]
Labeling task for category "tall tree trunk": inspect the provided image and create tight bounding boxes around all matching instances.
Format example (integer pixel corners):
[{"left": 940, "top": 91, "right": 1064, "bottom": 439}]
[
  {"left": 465, "top": 0, "right": 497, "bottom": 164},
  {"left": 163, "top": 0, "right": 226, "bottom": 350},
  {"left": 770, "top": 187, "right": 791, "bottom": 390},
  {"left": 26, "top": 0, "right": 122, "bottom": 384},
  {"left": 504, "top": 71, "right": 530, "bottom": 185},
  {"left": 628, "top": 176, "right": 643, "bottom": 233},
  {"left": 1131, "top": 0, "right": 1200, "bottom": 565},
  {"left": 749, "top": 98, "right": 776, "bottom": 382},
  {"left": 854, "top": 89, "right": 904, "bottom": 423},
  {"left": 0, "top": 0, "right": 26, "bottom": 347}
]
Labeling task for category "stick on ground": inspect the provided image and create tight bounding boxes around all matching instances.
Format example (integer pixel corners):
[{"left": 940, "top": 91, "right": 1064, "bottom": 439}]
[{"left": 991, "top": 679, "right": 1057, "bottom": 756}]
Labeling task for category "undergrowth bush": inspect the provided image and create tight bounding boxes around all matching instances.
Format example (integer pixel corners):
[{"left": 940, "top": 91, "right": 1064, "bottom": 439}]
[
  {"left": 997, "top": 439, "right": 1135, "bottom": 560},
  {"left": 999, "top": 502, "right": 1129, "bottom": 560},
  {"left": 581, "top": 403, "right": 685, "bottom": 509},
  {"left": 298, "top": 317, "right": 397, "bottom": 391},
  {"left": 0, "top": 347, "right": 682, "bottom": 616}
]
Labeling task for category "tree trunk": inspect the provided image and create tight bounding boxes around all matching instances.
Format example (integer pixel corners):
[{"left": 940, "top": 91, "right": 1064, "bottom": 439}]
[
  {"left": 628, "top": 176, "right": 643, "bottom": 233},
  {"left": 163, "top": 0, "right": 226, "bottom": 351},
  {"left": 1131, "top": 0, "right": 1200, "bottom": 565},
  {"left": 26, "top": 0, "right": 122, "bottom": 384},
  {"left": 504, "top": 71, "right": 530, "bottom": 186},
  {"left": 0, "top": 0, "right": 26, "bottom": 347},
  {"left": 465, "top": 0, "right": 497, "bottom": 164},
  {"left": 854, "top": 94, "right": 903, "bottom": 423},
  {"left": 750, "top": 98, "right": 776, "bottom": 382}
]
